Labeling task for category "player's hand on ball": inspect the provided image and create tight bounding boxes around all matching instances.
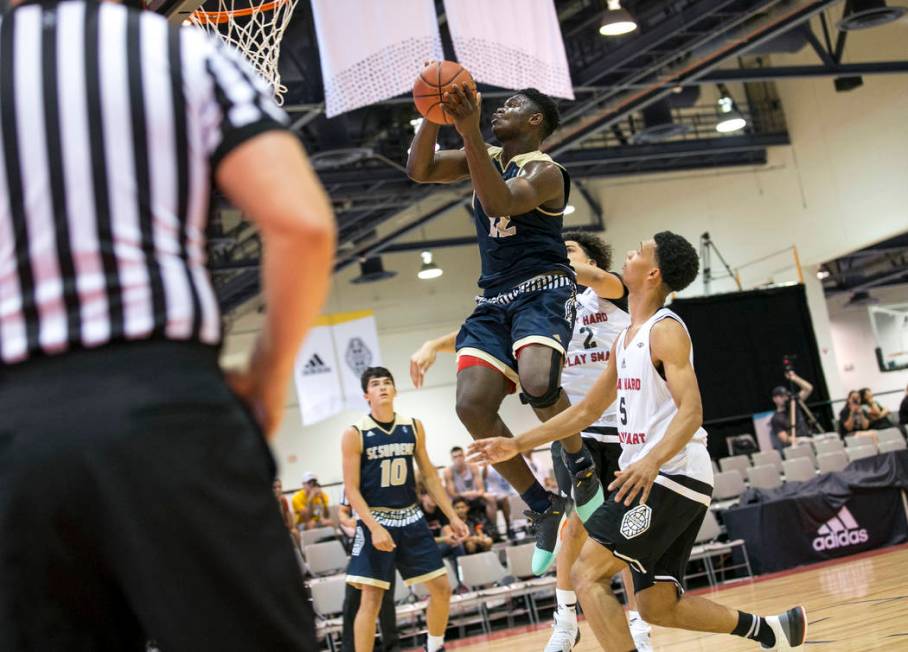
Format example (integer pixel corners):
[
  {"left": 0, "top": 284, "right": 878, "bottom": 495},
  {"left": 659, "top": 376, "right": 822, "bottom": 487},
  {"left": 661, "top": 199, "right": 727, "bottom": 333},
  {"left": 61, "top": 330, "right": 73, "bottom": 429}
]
[
  {"left": 442, "top": 83, "right": 482, "bottom": 136},
  {"left": 409, "top": 341, "right": 438, "bottom": 388},
  {"left": 609, "top": 454, "right": 660, "bottom": 507},
  {"left": 371, "top": 525, "right": 396, "bottom": 552},
  {"left": 449, "top": 517, "right": 470, "bottom": 541},
  {"left": 467, "top": 437, "right": 518, "bottom": 464}
]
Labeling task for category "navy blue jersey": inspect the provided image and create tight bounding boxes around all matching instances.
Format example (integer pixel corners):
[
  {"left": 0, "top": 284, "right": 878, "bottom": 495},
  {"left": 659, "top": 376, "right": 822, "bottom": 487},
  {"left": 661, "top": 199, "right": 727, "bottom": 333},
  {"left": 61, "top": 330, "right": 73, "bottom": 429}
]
[
  {"left": 356, "top": 414, "right": 419, "bottom": 510},
  {"left": 473, "top": 146, "right": 572, "bottom": 294}
]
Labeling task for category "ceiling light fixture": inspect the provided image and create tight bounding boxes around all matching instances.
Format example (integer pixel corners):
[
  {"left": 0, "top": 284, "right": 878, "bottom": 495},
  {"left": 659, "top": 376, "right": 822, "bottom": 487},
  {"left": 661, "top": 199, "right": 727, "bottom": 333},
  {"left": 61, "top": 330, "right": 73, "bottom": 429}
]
[
  {"left": 716, "top": 95, "right": 747, "bottom": 133},
  {"left": 838, "top": 0, "right": 907, "bottom": 31},
  {"left": 417, "top": 251, "right": 443, "bottom": 280},
  {"left": 599, "top": 0, "right": 637, "bottom": 36},
  {"left": 816, "top": 269, "right": 831, "bottom": 280},
  {"left": 351, "top": 257, "right": 397, "bottom": 284}
]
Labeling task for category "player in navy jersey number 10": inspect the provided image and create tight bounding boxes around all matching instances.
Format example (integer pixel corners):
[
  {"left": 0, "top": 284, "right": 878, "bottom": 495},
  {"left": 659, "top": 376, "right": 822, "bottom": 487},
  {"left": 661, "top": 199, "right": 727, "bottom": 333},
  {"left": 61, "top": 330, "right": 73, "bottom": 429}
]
[
  {"left": 469, "top": 232, "right": 807, "bottom": 651},
  {"left": 342, "top": 367, "right": 468, "bottom": 652},
  {"left": 407, "top": 78, "right": 602, "bottom": 576}
]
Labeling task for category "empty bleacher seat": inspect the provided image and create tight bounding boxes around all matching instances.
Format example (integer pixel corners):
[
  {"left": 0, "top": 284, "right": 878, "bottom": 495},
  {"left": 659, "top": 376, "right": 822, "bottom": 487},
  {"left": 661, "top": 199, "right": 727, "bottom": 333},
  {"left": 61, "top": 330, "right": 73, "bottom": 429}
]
[
  {"left": 712, "top": 471, "right": 746, "bottom": 502},
  {"left": 746, "top": 464, "right": 782, "bottom": 490},
  {"left": 879, "top": 439, "right": 907, "bottom": 453},
  {"left": 817, "top": 451, "right": 849, "bottom": 474},
  {"left": 304, "top": 540, "right": 349, "bottom": 576},
  {"left": 846, "top": 445, "right": 877, "bottom": 462},
  {"left": 783, "top": 444, "right": 816, "bottom": 467},
  {"left": 814, "top": 438, "right": 845, "bottom": 456},
  {"left": 878, "top": 428, "right": 905, "bottom": 445},
  {"left": 301, "top": 525, "right": 336, "bottom": 547},
  {"left": 751, "top": 449, "right": 783, "bottom": 472},
  {"left": 782, "top": 457, "right": 815, "bottom": 483},
  {"left": 844, "top": 435, "right": 863, "bottom": 448},
  {"left": 719, "top": 454, "right": 750, "bottom": 480},
  {"left": 686, "top": 510, "right": 753, "bottom": 586},
  {"left": 309, "top": 574, "right": 346, "bottom": 648}
]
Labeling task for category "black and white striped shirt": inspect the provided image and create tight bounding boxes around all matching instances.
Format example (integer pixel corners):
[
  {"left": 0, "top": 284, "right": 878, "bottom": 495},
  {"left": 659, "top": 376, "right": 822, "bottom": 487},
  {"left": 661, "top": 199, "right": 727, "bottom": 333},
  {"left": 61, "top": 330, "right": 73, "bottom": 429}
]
[{"left": 0, "top": 0, "right": 287, "bottom": 365}]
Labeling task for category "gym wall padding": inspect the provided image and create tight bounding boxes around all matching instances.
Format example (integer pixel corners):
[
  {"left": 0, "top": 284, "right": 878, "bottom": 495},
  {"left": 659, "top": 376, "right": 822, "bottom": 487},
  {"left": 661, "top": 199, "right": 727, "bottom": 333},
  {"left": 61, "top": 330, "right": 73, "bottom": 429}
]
[{"left": 670, "top": 284, "right": 832, "bottom": 460}]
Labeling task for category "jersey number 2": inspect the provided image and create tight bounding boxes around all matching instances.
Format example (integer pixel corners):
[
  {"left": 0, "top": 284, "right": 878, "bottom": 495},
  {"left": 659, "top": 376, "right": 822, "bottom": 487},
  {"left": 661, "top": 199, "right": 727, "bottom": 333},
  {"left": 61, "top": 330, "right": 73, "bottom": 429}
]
[
  {"left": 488, "top": 216, "right": 516, "bottom": 238},
  {"left": 579, "top": 326, "right": 598, "bottom": 349},
  {"left": 380, "top": 458, "right": 407, "bottom": 487}
]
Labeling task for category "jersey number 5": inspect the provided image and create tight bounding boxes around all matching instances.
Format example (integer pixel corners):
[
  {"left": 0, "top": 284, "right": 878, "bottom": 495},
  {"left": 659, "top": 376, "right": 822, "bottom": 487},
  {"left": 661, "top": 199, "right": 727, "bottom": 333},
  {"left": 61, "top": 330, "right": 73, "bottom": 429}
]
[
  {"left": 488, "top": 216, "right": 516, "bottom": 238},
  {"left": 380, "top": 458, "right": 408, "bottom": 487},
  {"left": 619, "top": 397, "right": 628, "bottom": 426}
]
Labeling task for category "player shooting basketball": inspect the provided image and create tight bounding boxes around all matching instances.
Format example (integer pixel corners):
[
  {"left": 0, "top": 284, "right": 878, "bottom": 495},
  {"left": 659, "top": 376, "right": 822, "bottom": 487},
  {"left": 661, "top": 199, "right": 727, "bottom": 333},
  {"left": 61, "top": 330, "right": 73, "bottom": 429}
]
[{"left": 407, "top": 78, "right": 600, "bottom": 575}]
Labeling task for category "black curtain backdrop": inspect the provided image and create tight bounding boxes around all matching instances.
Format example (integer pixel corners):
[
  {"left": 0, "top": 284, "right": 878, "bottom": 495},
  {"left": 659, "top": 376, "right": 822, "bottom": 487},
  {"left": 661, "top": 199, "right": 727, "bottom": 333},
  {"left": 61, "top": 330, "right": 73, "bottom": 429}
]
[{"left": 671, "top": 284, "right": 832, "bottom": 460}]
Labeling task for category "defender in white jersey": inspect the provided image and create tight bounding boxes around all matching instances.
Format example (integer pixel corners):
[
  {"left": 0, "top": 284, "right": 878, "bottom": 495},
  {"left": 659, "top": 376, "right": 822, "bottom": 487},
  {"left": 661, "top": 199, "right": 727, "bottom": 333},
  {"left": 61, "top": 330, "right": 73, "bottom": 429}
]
[
  {"left": 548, "top": 233, "right": 652, "bottom": 652},
  {"left": 470, "top": 232, "right": 807, "bottom": 651}
]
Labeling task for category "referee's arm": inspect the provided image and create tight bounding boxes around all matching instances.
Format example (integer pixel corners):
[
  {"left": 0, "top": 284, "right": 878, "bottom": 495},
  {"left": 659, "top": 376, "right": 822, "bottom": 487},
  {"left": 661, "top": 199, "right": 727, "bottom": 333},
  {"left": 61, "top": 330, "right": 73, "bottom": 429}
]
[{"left": 219, "top": 132, "right": 335, "bottom": 436}]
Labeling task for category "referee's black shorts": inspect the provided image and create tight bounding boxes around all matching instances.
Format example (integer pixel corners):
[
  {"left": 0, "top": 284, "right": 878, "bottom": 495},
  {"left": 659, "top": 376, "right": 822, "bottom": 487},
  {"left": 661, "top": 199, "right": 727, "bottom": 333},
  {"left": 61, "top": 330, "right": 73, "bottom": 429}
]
[{"left": 0, "top": 340, "right": 316, "bottom": 651}]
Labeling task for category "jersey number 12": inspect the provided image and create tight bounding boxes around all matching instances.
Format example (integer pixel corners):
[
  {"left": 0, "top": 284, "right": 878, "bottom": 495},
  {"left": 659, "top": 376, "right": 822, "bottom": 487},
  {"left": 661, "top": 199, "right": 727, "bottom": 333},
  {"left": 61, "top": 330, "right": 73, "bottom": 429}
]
[
  {"left": 380, "top": 458, "right": 408, "bottom": 487},
  {"left": 488, "top": 216, "right": 516, "bottom": 238}
]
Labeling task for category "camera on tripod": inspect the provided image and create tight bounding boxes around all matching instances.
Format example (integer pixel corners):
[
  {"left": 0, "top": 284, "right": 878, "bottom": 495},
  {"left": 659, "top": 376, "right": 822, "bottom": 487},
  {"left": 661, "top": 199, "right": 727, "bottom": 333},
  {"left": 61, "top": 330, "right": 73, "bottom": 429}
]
[{"left": 782, "top": 353, "right": 797, "bottom": 374}]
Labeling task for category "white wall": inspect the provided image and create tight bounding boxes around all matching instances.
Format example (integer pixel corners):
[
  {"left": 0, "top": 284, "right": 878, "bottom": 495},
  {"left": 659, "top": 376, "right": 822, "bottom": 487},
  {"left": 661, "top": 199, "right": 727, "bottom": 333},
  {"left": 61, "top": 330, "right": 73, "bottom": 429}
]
[
  {"left": 222, "top": 17, "right": 908, "bottom": 487},
  {"left": 827, "top": 282, "right": 908, "bottom": 414}
]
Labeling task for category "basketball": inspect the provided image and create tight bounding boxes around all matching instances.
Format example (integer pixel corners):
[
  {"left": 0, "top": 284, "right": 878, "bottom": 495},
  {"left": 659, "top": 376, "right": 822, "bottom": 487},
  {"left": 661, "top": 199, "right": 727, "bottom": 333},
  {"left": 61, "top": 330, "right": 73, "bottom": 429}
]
[{"left": 412, "top": 60, "right": 476, "bottom": 125}]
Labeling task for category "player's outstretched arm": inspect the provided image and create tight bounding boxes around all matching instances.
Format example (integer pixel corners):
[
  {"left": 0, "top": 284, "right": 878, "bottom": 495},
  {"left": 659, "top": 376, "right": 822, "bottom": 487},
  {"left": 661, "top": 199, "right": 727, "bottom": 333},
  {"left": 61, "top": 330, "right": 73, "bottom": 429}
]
[
  {"left": 413, "top": 420, "right": 470, "bottom": 539},
  {"left": 410, "top": 330, "right": 458, "bottom": 388},
  {"left": 572, "top": 262, "right": 626, "bottom": 300},
  {"left": 406, "top": 119, "right": 470, "bottom": 184},
  {"left": 468, "top": 344, "right": 619, "bottom": 464},
  {"left": 611, "top": 318, "right": 703, "bottom": 506},
  {"left": 341, "top": 426, "right": 395, "bottom": 551}
]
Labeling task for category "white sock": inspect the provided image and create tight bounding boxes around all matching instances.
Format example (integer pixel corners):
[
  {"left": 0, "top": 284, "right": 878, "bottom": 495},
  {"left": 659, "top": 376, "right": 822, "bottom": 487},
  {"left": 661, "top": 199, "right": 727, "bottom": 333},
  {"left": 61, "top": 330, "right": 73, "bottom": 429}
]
[
  {"left": 628, "top": 609, "right": 640, "bottom": 622},
  {"left": 556, "top": 588, "right": 578, "bottom": 621},
  {"left": 427, "top": 634, "right": 445, "bottom": 652}
]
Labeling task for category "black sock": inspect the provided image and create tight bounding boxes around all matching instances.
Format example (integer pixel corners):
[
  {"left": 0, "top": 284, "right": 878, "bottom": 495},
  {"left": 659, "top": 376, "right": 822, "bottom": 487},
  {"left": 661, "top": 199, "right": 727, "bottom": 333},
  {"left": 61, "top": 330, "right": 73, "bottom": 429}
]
[
  {"left": 520, "top": 481, "right": 551, "bottom": 514},
  {"left": 563, "top": 444, "right": 594, "bottom": 474},
  {"left": 731, "top": 611, "right": 775, "bottom": 647}
]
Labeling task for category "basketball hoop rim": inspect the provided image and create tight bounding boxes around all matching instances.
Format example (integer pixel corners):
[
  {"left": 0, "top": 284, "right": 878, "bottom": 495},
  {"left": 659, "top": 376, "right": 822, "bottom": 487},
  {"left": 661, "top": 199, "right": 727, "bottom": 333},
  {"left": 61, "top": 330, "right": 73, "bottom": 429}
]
[{"left": 191, "top": 0, "right": 289, "bottom": 24}]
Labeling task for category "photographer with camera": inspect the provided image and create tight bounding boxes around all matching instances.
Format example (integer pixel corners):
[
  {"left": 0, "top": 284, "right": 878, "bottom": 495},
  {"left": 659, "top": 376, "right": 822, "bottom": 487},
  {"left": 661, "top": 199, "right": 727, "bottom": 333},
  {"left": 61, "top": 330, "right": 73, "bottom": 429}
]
[
  {"left": 769, "top": 370, "right": 814, "bottom": 451},
  {"left": 838, "top": 390, "right": 879, "bottom": 444}
]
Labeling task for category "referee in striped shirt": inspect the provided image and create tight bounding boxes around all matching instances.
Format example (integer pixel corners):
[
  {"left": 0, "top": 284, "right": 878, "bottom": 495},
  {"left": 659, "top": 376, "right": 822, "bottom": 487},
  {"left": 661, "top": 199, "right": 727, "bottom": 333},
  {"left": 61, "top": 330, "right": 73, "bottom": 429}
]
[{"left": 0, "top": 0, "right": 335, "bottom": 648}]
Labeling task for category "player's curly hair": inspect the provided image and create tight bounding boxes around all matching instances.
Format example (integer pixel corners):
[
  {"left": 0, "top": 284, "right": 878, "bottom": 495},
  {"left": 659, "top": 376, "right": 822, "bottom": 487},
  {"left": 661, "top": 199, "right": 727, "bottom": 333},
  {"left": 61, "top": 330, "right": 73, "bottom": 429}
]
[
  {"left": 517, "top": 88, "right": 560, "bottom": 140},
  {"left": 653, "top": 231, "right": 699, "bottom": 292},
  {"left": 563, "top": 231, "right": 612, "bottom": 270}
]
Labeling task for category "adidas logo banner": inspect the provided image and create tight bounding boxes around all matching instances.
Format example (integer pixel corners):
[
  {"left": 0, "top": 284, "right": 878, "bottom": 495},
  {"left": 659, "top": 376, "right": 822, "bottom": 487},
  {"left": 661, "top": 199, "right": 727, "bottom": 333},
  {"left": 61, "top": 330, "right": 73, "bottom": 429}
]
[
  {"left": 721, "top": 487, "right": 908, "bottom": 574},
  {"left": 812, "top": 506, "right": 869, "bottom": 551},
  {"left": 293, "top": 311, "right": 382, "bottom": 425}
]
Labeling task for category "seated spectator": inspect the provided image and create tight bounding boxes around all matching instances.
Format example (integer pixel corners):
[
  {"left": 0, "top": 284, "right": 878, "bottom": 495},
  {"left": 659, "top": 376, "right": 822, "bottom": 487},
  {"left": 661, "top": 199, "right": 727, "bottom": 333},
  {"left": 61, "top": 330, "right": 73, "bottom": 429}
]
[
  {"left": 838, "top": 390, "right": 879, "bottom": 445},
  {"left": 482, "top": 464, "right": 515, "bottom": 537},
  {"left": 420, "top": 490, "right": 462, "bottom": 559},
  {"left": 443, "top": 446, "right": 499, "bottom": 538},
  {"left": 900, "top": 384, "right": 908, "bottom": 427},
  {"left": 860, "top": 388, "right": 895, "bottom": 430},
  {"left": 452, "top": 496, "right": 493, "bottom": 555},
  {"left": 291, "top": 472, "right": 333, "bottom": 530},
  {"left": 273, "top": 478, "right": 301, "bottom": 550}
]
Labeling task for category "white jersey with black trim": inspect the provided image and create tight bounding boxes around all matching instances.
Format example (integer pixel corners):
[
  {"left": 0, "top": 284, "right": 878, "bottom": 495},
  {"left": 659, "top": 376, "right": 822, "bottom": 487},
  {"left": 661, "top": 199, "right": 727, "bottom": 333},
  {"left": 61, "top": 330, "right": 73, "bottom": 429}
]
[
  {"left": 562, "top": 286, "right": 630, "bottom": 440},
  {"left": 614, "top": 308, "right": 713, "bottom": 505}
]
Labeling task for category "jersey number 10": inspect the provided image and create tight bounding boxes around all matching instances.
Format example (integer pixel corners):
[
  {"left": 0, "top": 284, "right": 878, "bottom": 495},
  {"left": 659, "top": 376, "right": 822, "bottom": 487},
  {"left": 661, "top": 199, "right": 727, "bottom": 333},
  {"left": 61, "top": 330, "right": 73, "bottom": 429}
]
[{"left": 380, "top": 458, "right": 408, "bottom": 487}]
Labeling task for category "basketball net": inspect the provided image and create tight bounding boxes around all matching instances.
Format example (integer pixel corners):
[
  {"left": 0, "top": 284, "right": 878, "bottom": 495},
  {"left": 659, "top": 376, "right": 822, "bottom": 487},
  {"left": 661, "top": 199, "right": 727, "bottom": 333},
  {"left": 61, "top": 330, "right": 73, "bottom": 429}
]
[{"left": 190, "top": 0, "right": 299, "bottom": 105}]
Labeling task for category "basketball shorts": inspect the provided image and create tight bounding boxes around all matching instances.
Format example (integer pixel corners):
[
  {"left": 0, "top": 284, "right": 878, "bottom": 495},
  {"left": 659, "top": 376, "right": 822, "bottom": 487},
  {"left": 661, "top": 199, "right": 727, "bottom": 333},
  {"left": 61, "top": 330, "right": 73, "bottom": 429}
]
[
  {"left": 584, "top": 480, "right": 709, "bottom": 595},
  {"left": 552, "top": 432, "right": 621, "bottom": 499},
  {"left": 455, "top": 273, "right": 576, "bottom": 385},
  {"left": 346, "top": 506, "right": 446, "bottom": 590}
]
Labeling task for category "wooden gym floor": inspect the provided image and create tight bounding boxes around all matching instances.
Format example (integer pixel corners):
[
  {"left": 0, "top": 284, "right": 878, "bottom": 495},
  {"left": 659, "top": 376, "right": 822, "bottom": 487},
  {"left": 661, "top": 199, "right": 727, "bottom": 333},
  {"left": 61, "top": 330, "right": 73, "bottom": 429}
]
[{"left": 444, "top": 543, "right": 908, "bottom": 651}]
